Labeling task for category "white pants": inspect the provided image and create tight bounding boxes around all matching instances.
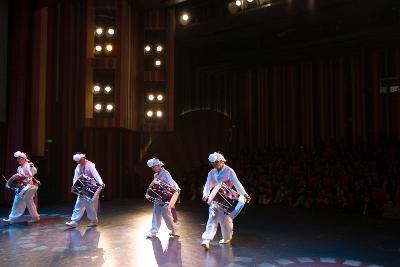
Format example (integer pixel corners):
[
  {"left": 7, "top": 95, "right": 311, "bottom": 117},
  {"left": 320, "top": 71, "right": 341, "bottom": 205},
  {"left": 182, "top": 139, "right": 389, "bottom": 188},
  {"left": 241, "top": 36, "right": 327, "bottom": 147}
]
[
  {"left": 70, "top": 194, "right": 99, "bottom": 223},
  {"left": 202, "top": 205, "right": 233, "bottom": 241},
  {"left": 8, "top": 187, "right": 40, "bottom": 220},
  {"left": 149, "top": 204, "right": 176, "bottom": 234}
]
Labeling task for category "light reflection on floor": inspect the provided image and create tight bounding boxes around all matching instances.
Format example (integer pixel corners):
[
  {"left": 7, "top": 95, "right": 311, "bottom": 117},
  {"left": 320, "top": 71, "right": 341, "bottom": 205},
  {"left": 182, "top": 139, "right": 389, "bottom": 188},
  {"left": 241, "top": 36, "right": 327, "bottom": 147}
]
[{"left": 0, "top": 200, "right": 397, "bottom": 267}]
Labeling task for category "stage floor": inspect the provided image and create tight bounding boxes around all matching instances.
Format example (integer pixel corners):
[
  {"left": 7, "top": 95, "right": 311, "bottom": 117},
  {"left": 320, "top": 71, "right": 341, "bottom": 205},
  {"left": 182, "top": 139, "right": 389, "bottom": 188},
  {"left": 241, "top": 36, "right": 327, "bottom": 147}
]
[{"left": 0, "top": 199, "right": 398, "bottom": 267}]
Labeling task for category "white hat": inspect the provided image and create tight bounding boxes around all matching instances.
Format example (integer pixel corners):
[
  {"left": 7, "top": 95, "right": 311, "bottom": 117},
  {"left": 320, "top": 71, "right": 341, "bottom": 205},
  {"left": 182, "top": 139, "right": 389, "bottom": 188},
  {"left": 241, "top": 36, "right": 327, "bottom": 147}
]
[
  {"left": 208, "top": 152, "right": 226, "bottom": 163},
  {"left": 147, "top": 158, "right": 164, "bottom": 168},
  {"left": 14, "top": 151, "right": 27, "bottom": 159},
  {"left": 73, "top": 153, "right": 86, "bottom": 162}
]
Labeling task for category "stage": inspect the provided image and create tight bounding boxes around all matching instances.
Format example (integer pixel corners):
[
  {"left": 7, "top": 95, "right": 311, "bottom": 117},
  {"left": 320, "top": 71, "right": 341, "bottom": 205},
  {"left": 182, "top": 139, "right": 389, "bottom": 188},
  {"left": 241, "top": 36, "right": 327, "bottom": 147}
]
[{"left": 0, "top": 199, "right": 398, "bottom": 267}]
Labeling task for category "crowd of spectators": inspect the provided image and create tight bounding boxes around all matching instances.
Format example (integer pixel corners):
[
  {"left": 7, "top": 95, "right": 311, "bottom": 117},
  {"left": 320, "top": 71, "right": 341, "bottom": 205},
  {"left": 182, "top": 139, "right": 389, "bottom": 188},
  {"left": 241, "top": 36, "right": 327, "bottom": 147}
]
[{"left": 178, "top": 142, "right": 400, "bottom": 217}]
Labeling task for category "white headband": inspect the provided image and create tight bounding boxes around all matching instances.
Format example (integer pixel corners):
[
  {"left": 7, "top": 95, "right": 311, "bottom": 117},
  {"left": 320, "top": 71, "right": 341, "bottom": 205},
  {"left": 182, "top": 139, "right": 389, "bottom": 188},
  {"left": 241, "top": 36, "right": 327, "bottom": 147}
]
[
  {"left": 14, "top": 151, "right": 27, "bottom": 159},
  {"left": 208, "top": 152, "right": 226, "bottom": 163},
  {"left": 73, "top": 153, "right": 86, "bottom": 162},
  {"left": 147, "top": 158, "right": 164, "bottom": 168}
]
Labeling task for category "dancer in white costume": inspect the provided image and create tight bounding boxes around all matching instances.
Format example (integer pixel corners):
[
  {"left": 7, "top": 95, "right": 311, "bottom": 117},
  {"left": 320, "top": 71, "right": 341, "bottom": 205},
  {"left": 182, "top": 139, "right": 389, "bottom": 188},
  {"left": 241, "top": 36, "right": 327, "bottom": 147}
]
[
  {"left": 201, "top": 152, "right": 250, "bottom": 250},
  {"left": 146, "top": 158, "right": 180, "bottom": 238},
  {"left": 65, "top": 153, "right": 105, "bottom": 228},
  {"left": 3, "top": 151, "right": 40, "bottom": 224}
]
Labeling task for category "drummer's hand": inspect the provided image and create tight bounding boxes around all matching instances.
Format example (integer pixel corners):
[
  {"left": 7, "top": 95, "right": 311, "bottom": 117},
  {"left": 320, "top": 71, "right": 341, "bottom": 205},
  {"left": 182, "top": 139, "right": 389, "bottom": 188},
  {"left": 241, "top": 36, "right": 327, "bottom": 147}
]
[
  {"left": 202, "top": 195, "right": 208, "bottom": 202},
  {"left": 101, "top": 184, "right": 106, "bottom": 189},
  {"left": 244, "top": 194, "right": 251, "bottom": 203}
]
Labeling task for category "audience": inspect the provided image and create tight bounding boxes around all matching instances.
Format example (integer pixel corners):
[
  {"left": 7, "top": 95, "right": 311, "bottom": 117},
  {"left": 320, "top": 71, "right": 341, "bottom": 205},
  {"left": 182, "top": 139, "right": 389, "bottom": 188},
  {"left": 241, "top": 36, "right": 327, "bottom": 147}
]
[{"left": 177, "top": 141, "right": 400, "bottom": 217}]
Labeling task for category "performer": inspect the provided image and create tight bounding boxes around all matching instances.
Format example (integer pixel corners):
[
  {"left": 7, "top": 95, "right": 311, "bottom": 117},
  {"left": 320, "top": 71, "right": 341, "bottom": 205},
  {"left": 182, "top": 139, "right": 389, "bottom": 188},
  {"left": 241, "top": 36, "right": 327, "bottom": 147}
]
[
  {"left": 201, "top": 152, "right": 250, "bottom": 250},
  {"left": 65, "top": 153, "right": 105, "bottom": 228},
  {"left": 146, "top": 158, "right": 180, "bottom": 238},
  {"left": 2, "top": 151, "right": 40, "bottom": 224}
]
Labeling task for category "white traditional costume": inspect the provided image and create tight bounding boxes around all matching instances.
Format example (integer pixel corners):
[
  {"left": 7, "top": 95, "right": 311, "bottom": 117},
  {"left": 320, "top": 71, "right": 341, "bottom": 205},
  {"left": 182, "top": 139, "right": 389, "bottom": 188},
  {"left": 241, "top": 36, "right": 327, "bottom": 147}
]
[
  {"left": 3, "top": 151, "right": 40, "bottom": 224},
  {"left": 66, "top": 153, "right": 104, "bottom": 228},
  {"left": 201, "top": 152, "right": 249, "bottom": 250},
  {"left": 146, "top": 158, "right": 180, "bottom": 238}
]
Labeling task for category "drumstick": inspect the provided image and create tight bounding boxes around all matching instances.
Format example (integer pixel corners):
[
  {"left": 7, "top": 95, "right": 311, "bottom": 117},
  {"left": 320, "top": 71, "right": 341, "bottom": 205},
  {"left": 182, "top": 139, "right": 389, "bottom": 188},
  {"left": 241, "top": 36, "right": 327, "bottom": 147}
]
[
  {"left": 242, "top": 204, "right": 249, "bottom": 214},
  {"left": 241, "top": 195, "right": 251, "bottom": 214},
  {"left": 2, "top": 174, "right": 13, "bottom": 190}
]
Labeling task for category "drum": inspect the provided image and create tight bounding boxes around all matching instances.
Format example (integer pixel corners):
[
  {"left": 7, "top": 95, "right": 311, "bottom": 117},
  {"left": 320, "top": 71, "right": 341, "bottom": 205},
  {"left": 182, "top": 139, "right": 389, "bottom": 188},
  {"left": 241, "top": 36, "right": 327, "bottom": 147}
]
[
  {"left": 145, "top": 179, "right": 179, "bottom": 208},
  {"left": 6, "top": 173, "right": 39, "bottom": 199},
  {"left": 207, "top": 182, "right": 247, "bottom": 219},
  {"left": 71, "top": 175, "right": 102, "bottom": 202}
]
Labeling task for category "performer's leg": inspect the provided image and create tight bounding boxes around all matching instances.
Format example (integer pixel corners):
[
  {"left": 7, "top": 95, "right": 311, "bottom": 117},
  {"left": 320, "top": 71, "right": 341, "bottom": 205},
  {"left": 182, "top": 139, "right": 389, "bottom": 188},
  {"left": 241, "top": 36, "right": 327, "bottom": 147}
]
[
  {"left": 33, "top": 192, "right": 39, "bottom": 208},
  {"left": 70, "top": 195, "right": 86, "bottom": 222},
  {"left": 219, "top": 213, "right": 233, "bottom": 242},
  {"left": 201, "top": 205, "right": 220, "bottom": 241},
  {"left": 171, "top": 206, "right": 178, "bottom": 223},
  {"left": 8, "top": 195, "right": 27, "bottom": 220},
  {"left": 161, "top": 206, "right": 176, "bottom": 234},
  {"left": 85, "top": 195, "right": 99, "bottom": 225},
  {"left": 149, "top": 204, "right": 162, "bottom": 235},
  {"left": 24, "top": 188, "right": 40, "bottom": 220}
]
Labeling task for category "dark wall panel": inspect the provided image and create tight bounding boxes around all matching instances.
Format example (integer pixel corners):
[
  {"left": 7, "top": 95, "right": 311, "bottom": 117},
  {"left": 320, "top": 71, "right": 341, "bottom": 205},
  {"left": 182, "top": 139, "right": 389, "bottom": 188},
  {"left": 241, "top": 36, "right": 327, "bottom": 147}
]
[{"left": 0, "top": 0, "right": 8, "bottom": 122}]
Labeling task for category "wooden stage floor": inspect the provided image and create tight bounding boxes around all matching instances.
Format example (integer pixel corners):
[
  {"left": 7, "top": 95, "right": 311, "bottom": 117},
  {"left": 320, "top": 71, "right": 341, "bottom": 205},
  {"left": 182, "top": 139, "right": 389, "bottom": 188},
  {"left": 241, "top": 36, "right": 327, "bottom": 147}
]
[{"left": 0, "top": 199, "right": 398, "bottom": 267}]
